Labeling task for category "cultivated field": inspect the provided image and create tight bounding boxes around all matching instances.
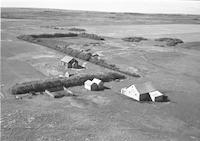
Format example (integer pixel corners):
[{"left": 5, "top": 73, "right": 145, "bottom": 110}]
[{"left": 1, "top": 8, "right": 200, "bottom": 141}]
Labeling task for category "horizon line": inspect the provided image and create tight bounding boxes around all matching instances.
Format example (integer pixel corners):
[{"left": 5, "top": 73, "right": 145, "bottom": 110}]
[{"left": 2, "top": 6, "right": 200, "bottom": 16}]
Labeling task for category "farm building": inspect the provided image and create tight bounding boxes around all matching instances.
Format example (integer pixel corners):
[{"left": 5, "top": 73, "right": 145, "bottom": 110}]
[
  {"left": 92, "top": 78, "right": 104, "bottom": 89},
  {"left": 149, "top": 91, "right": 165, "bottom": 102},
  {"left": 134, "top": 82, "right": 156, "bottom": 95},
  {"left": 121, "top": 85, "right": 151, "bottom": 101},
  {"left": 61, "top": 56, "right": 78, "bottom": 68},
  {"left": 64, "top": 72, "right": 70, "bottom": 78},
  {"left": 84, "top": 80, "right": 98, "bottom": 91},
  {"left": 121, "top": 82, "right": 166, "bottom": 102},
  {"left": 121, "top": 82, "right": 160, "bottom": 101}
]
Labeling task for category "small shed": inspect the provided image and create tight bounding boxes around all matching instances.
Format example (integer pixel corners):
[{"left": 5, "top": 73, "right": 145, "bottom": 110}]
[
  {"left": 61, "top": 56, "right": 78, "bottom": 68},
  {"left": 59, "top": 74, "right": 64, "bottom": 78},
  {"left": 64, "top": 72, "right": 70, "bottom": 78},
  {"left": 149, "top": 91, "right": 165, "bottom": 102},
  {"left": 92, "top": 78, "right": 104, "bottom": 89},
  {"left": 84, "top": 80, "right": 98, "bottom": 91}
]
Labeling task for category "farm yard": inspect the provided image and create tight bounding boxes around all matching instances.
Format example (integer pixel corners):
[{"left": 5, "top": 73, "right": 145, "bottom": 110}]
[{"left": 1, "top": 8, "right": 200, "bottom": 141}]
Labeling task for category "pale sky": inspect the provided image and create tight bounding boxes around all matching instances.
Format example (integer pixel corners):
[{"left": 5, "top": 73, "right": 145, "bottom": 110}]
[{"left": 1, "top": 0, "right": 200, "bottom": 15}]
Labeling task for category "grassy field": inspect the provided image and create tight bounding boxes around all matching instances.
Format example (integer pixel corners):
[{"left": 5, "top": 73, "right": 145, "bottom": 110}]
[{"left": 1, "top": 8, "right": 200, "bottom": 141}]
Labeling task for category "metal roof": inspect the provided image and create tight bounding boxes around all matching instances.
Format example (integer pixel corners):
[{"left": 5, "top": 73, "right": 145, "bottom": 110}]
[
  {"left": 134, "top": 82, "right": 156, "bottom": 94},
  {"left": 61, "top": 56, "right": 74, "bottom": 63},
  {"left": 127, "top": 82, "right": 156, "bottom": 94},
  {"left": 92, "top": 78, "right": 103, "bottom": 85}
]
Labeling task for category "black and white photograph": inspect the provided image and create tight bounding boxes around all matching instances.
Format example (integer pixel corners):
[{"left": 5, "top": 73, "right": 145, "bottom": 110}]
[{"left": 1, "top": 0, "right": 200, "bottom": 140}]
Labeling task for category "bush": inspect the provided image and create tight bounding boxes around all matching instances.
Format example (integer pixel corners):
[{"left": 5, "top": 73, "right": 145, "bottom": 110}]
[
  {"left": 155, "top": 38, "right": 183, "bottom": 46},
  {"left": 17, "top": 35, "right": 34, "bottom": 41},
  {"left": 29, "top": 33, "right": 78, "bottom": 39},
  {"left": 68, "top": 27, "right": 86, "bottom": 32},
  {"left": 122, "top": 37, "right": 148, "bottom": 42},
  {"left": 64, "top": 47, "right": 73, "bottom": 54},
  {"left": 11, "top": 72, "right": 125, "bottom": 95},
  {"left": 79, "top": 33, "right": 105, "bottom": 40},
  {"left": 89, "top": 57, "right": 119, "bottom": 70},
  {"left": 70, "top": 49, "right": 81, "bottom": 58},
  {"left": 78, "top": 52, "right": 92, "bottom": 61}
]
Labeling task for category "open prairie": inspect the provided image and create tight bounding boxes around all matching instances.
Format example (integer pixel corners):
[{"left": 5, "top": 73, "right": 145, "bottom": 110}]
[{"left": 1, "top": 8, "right": 200, "bottom": 141}]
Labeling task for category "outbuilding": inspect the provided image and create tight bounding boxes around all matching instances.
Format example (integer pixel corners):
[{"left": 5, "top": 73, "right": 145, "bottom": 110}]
[
  {"left": 84, "top": 80, "right": 98, "bottom": 91},
  {"left": 149, "top": 91, "right": 165, "bottom": 102},
  {"left": 92, "top": 78, "right": 104, "bottom": 89},
  {"left": 121, "top": 82, "right": 166, "bottom": 102},
  {"left": 121, "top": 82, "right": 156, "bottom": 101},
  {"left": 61, "top": 56, "right": 78, "bottom": 68},
  {"left": 64, "top": 72, "right": 70, "bottom": 78}
]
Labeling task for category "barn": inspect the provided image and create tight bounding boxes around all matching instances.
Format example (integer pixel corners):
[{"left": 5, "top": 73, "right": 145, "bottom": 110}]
[
  {"left": 61, "top": 56, "right": 78, "bottom": 68},
  {"left": 121, "top": 82, "right": 156, "bottom": 101},
  {"left": 121, "top": 82, "right": 166, "bottom": 102}
]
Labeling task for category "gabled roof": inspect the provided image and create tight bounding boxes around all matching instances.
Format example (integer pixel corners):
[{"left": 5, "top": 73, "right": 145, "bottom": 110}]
[
  {"left": 134, "top": 82, "right": 156, "bottom": 94},
  {"left": 61, "top": 56, "right": 74, "bottom": 63},
  {"left": 84, "top": 80, "right": 98, "bottom": 86},
  {"left": 149, "top": 91, "right": 163, "bottom": 97},
  {"left": 85, "top": 80, "right": 93, "bottom": 85},
  {"left": 92, "top": 78, "right": 103, "bottom": 85},
  {"left": 127, "top": 82, "right": 156, "bottom": 94}
]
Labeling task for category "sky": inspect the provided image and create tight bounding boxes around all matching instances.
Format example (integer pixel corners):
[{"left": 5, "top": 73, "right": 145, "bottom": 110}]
[{"left": 1, "top": 0, "right": 200, "bottom": 15}]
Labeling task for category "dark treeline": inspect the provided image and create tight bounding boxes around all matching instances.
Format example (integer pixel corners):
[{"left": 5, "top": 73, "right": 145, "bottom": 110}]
[
  {"left": 11, "top": 72, "right": 125, "bottom": 95},
  {"left": 122, "top": 37, "right": 148, "bottom": 42},
  {"left": 155, "top": 38, "right": 184, "bottom": 46},
  {"left": 17, "top": 33, "right": 140, "bottom": 77}
]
